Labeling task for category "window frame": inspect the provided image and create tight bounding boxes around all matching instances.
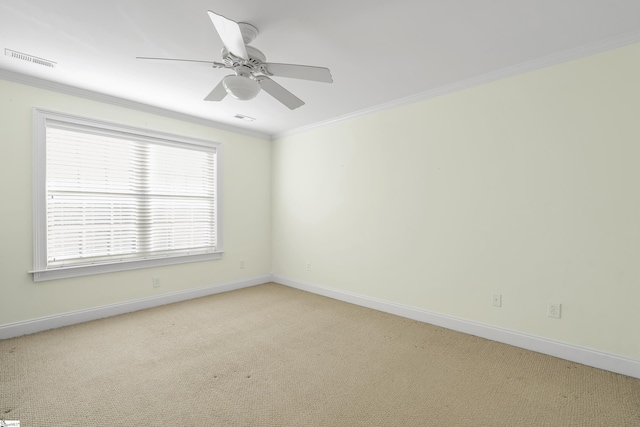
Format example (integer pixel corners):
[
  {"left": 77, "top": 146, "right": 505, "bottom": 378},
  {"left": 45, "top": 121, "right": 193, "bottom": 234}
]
[{"left": 31, "top": 108, "right": 224, "bottom": 282}]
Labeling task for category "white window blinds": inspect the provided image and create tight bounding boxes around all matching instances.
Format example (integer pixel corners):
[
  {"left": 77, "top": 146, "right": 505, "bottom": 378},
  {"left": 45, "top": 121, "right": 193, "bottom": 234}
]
[{"left": 32, "top": 109, "right": 222, "bottom": 281}]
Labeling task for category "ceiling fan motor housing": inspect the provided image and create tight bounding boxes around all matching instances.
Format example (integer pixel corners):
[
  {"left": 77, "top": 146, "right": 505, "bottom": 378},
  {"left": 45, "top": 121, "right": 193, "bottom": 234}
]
[{"left": 222, "top": 45, "right": 266, "bottom": 70}]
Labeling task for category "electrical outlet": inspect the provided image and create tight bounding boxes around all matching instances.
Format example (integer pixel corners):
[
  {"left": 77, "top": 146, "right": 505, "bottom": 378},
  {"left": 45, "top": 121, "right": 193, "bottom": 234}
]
[
  {"left": 491, "top": 293, "right": 502, "bottom": 307},
  {"left": 306, "top": 261, "right": 311, "bottom": 271},
  {"left": 240, "top": 259, "right": 245, "bottom": 269},
  {"left": 548, "top": 302, "right": 561, "bottom": 319},
  {"left": 152, "top": 277, "right": 161, "bottom": 288}
]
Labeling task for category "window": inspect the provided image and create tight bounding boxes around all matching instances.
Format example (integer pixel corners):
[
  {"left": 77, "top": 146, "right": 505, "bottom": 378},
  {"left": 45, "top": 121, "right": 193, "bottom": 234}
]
[{"left": 32, "top": 109, "right": 223, "bottom": 281}]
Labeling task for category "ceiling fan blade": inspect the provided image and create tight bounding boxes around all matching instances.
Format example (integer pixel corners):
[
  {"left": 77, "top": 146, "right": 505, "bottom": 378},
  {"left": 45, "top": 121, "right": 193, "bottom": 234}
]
[
  {"left": 207, "top": 11, "right": 248, "bottom": 60},
  {"left": 263, "top": 63, "right": 333, "bottom": 83},
  {"left": 258, "top": 77, "right": 305, "bottom": 110},
  {"left": 204, "top": 80, "right": 227, "bottom": 101},
  {"left": 136, "top": 57, "right": 225, "bottom": 67}
]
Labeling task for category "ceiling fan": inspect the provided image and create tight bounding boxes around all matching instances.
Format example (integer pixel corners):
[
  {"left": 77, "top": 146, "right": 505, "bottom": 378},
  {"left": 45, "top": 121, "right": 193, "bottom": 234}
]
[{"left": 137, "top": 11, "right": 333, "bottom": 110}]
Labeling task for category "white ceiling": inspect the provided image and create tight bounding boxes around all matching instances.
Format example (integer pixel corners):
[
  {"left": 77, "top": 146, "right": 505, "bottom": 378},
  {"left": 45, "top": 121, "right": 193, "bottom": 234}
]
[{"left": 2, "top": 0, "right": 640, "bottom": 139}]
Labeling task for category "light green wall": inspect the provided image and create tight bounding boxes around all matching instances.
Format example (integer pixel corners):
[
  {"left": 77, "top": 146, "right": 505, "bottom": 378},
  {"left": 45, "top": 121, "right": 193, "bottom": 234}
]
[
  {"left": 272, "top": 43, "right": 640, "bottom": 360},
  {"left": 3, "top": 43, "right": 640, "bottom": 361},
  {"left": 0, "top": 80, "right": 271, "bottom": 326}
]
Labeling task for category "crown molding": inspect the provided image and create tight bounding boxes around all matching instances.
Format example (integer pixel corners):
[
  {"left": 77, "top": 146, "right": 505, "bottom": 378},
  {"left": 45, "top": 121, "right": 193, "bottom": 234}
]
[
  {"left": 0, "top": 69, "right": 271, "bottom": 141},
  {"left": 273, "top": 30, "right": 640, "bottom": 140},
  {"left": 4, "top": 28, "right": 640, "bottom": 142}
]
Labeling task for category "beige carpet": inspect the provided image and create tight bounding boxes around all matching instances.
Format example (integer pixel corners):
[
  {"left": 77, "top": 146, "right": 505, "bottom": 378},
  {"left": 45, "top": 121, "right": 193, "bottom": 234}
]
[{"left": 1, "top": 283, "right": 639, "bottom": 426}]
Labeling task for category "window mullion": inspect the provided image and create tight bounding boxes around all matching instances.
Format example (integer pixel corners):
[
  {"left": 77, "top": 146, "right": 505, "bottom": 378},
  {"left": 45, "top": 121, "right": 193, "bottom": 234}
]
[{"left": 138, "top": 142, "right": 151, "bottom": 255}]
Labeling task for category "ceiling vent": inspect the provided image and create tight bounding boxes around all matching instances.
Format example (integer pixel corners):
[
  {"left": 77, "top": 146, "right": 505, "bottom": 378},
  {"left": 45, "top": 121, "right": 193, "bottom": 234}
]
[
  {"left": 234, "top": 114, "right": 256, "bottom": 122},
  {"left": 5, "top": 49, "right": 56, "bottom": 68}
]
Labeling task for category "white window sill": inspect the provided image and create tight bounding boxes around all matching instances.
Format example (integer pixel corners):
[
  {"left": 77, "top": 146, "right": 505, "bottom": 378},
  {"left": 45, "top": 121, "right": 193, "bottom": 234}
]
[{"left": 31, "top": 252, "right": 224, "bottom": 282}]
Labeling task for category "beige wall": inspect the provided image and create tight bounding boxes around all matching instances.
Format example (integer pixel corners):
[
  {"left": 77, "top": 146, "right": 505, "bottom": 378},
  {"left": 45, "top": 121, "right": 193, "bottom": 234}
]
[
  {"left": 0, "top": 80, "right": 271, "bottom": 326},
  {"left": 272, "top": 43, "right": 640, "bottom": 360}
]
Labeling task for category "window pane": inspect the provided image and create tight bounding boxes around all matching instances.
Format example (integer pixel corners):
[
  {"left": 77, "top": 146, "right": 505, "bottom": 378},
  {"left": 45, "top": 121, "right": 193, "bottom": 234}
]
[{"left": 41, "top": 117, "right": 218, "bottom": 270}]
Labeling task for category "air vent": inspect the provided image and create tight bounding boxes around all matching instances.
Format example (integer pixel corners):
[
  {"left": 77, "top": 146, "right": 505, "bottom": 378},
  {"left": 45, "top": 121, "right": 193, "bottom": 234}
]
[
  {"left": 234, "top": 114, "right": 256, "bottom": 122},
  {"left": 5, "top": 49, "right": 56, "bottom": 68}
]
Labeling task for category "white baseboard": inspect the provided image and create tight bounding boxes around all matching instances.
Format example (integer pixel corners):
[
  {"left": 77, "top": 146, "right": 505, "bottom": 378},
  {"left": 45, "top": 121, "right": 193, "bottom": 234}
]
[
  {"left": 0, "top": 275, "right": 271, "bottom": 339},
  {"left": 272, "top": 274, "right": 640, "bottom": 380}
]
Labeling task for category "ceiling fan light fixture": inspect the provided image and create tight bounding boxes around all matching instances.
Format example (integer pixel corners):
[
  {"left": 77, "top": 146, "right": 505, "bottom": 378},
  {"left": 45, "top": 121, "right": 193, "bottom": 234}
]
[{"left": 222, "top": 75, "right": 261, "bottom": 100}]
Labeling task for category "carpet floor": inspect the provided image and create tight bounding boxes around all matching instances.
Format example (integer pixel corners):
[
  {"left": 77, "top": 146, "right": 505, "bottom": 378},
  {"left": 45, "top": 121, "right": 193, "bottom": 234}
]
[{"left": 1, "top": 283, "right": 639, "bottom": 426}]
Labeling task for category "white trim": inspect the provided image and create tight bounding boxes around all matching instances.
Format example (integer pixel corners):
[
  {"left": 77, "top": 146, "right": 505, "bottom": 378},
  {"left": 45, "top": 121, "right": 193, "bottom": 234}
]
[
  {"left": 272, "top": 275, "right": 640, "bottom": 380},
  {"left": 0, "top": 275, "right": 271, "bottom": 339},
  {"left": 31, "top": 252, "right": 224, "bottom": 282},
  {"left": 0, "top": 69, "right": 271, "bottom": 141},
  {"left": 273, "top": 29, "right": 640, "bottom": 140}
]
